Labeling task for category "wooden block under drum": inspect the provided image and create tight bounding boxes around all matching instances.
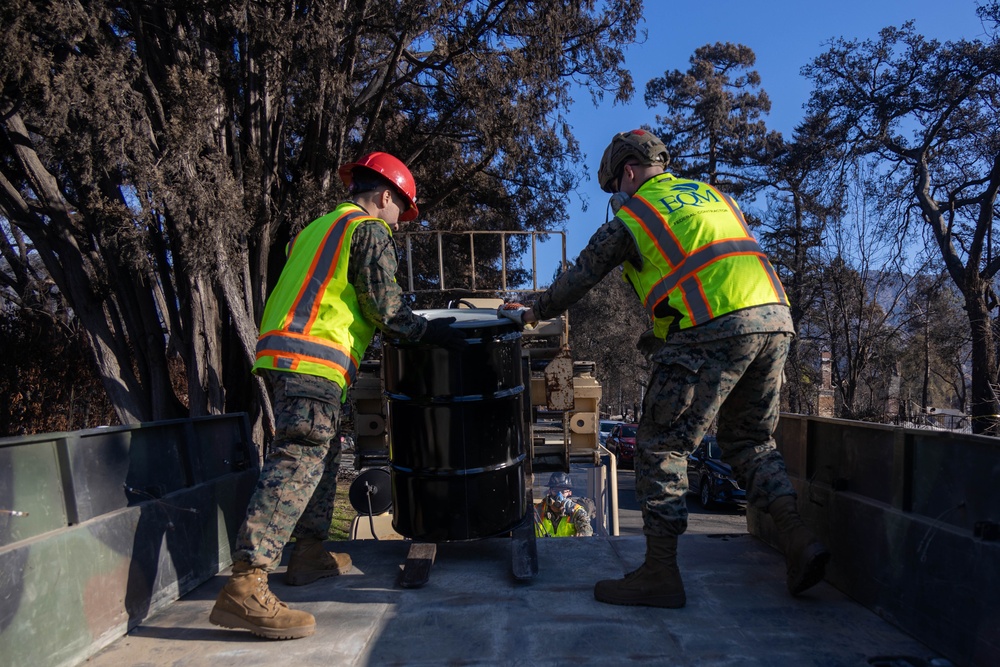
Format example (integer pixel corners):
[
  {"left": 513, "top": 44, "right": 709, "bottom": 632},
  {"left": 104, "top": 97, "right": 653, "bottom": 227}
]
[{"left": 399, "top": 542, "right": 437, "bottom": 588}]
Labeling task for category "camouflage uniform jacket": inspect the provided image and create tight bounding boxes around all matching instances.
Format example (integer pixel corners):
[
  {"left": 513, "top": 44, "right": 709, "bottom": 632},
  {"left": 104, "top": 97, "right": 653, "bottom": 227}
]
[{"left": 349, "top": 216, "right": 427, "bottom": 340}]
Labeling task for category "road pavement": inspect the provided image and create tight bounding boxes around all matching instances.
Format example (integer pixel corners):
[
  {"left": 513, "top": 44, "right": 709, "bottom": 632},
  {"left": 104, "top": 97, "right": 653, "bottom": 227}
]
[{"left": 615, "top": 467, "right": 748, "bottom": 537}]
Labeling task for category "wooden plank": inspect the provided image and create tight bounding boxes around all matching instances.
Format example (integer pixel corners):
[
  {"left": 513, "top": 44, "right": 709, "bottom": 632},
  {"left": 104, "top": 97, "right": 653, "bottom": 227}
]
[{"left": 398, "top": 542, "right": 436, "bottom": 588}]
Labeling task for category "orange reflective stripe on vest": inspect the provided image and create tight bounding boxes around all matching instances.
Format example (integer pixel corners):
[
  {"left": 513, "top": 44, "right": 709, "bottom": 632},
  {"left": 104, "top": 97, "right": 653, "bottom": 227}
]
[
  {"left": 255, "top": 331, "right": 358, "bottom": 379},
  {"left": 643, "top": 237, "right": 782, "bottom": 316}
]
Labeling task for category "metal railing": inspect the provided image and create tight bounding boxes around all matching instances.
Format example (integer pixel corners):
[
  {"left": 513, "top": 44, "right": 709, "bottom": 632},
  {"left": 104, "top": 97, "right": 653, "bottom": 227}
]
[{"left": 397, "top": 229, "right": 566, "bottom": 294}]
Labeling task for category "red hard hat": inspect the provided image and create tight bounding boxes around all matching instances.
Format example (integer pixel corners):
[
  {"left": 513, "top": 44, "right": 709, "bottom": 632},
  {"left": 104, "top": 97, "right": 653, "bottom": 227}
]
[{"left": 338, "top": 151, "right": 419, "bottom": 222}]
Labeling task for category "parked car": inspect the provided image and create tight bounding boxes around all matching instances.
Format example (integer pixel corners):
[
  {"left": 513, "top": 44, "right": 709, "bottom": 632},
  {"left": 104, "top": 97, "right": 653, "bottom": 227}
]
[
  {"left": 599, "top": 419, "right": 620, "bottom": 447},
  {"left": 686, "top": 436, "right": 746, "bottom": 509},
  {"left": 607, "top": 423, "right": 638, "bottom": 468}
]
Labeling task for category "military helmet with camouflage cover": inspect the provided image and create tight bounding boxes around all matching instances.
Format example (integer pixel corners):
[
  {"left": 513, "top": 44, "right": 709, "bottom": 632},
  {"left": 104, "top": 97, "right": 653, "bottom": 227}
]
[{"left": 597, "top": 129, "right": 670, "bottom": 193}]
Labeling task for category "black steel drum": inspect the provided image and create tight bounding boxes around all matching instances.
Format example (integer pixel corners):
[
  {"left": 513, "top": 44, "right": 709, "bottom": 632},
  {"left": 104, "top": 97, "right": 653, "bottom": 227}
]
[{"left": 383, "top": 308, "right": 526, "bottom": 541}]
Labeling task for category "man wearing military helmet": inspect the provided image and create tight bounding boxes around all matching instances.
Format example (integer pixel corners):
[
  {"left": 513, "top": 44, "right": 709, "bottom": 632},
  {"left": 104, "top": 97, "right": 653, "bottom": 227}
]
[
  {"left": 210, "top": 151, "right": 464, "bottom": 640},
  {"left": 534, "top": 472, "right": 594, "bottom": 538},
  {"left": 500, "top": 129, "right": 829, "bottom": 609}
]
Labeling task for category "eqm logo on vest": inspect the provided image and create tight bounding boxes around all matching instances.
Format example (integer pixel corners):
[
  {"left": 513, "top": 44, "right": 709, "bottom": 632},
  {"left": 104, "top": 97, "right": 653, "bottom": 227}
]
[{"left": 657, "top": 180, "right": 721, "bottom": 214}]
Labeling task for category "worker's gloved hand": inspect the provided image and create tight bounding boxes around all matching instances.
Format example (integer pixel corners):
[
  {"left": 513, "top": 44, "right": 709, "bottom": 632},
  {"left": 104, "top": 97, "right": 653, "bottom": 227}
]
[
  {"left": 419, "top": 316, "right": 468, "bottom": 350},
  {"left": 636, "top": 327, "right": 662, "bottom": 362},
  {"left": 609, "top": 192, "right": 630, "bottom": 214},
  {"left": 497, "top": 303, "right": 527, "bottom": 328}
]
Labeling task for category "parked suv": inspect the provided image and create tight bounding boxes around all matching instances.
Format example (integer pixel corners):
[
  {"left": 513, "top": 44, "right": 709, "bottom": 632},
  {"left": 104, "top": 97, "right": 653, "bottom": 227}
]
[{"left": 607, "top": 423, "right": 638, "bottom": 468}]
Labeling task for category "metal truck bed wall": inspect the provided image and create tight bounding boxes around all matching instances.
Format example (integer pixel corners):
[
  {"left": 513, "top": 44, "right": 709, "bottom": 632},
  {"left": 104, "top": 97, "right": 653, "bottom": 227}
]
[
  {"left": 0, "top": 415, "right": 259, "bottom": 667},
  {"left": 749, "top": 415, "right": 1000, "bottom": 666},
  {"left": 3, "top": 413, "right": 998, "bottom": 666}
]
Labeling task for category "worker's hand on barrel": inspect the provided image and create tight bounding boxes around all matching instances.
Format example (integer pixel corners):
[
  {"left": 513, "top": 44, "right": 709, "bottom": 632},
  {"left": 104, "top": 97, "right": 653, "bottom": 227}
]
[
  {"left": 419, "top": 316, "right": 468, "bottom": 350},
  {"left": 497, "top": 303, "right": 528, "bottom": 328}
]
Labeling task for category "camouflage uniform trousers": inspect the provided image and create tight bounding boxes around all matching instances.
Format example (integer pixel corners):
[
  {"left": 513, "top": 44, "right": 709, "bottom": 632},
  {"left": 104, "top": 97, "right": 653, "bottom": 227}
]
[
  {"left": 635, "top": 331, "right": 796, "bottom": 538},
  {"left": 232, "top": 370, "right": 344, "bottom": 570}
]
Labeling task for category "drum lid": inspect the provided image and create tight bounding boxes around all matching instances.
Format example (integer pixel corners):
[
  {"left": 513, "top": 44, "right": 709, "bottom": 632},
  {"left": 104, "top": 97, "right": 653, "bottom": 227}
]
[{"left": 415, "top": 308, "right": 508, "bottom": 327}]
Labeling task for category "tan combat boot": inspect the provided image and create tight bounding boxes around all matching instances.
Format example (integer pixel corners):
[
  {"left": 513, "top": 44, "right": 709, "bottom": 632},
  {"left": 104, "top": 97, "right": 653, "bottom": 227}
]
[
  {"left": 209, "top": 564, "right": 315, "bottom": 639},
  {"left": 594, "top": 535, "right": 686, "bottom": 608},
  {"left": 768, "top": 495, "right": 831, "bottom": 596},
  {"left": 285, "top": 538, "right": 353, "bottom": 586}
]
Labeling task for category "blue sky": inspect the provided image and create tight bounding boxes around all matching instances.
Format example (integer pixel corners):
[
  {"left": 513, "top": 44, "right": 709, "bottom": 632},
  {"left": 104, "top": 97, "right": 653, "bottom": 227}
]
[{"left": 528, "top": 0, "right": 992, "bottom": 281}]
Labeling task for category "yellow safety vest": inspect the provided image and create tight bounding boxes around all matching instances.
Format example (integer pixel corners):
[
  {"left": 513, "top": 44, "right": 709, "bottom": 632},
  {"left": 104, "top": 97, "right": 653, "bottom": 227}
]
[
  {"left": 534, "top": 500, "right": 584, "bottom": 537},
  {"left": 617, "top": 174, "right": 788, "bottom": 339},
  {"left": 535, "top": 513, "right": 577, "bottom": 538},
  {"left": 253, "top": 202, "right": 390, "bottom": 395}
]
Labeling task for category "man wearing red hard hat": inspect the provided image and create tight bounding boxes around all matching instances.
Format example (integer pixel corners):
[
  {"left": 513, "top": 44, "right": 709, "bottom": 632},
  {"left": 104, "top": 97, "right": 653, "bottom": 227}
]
[{"left": 210, "top": 151, "right": 463, "bottom": 640}]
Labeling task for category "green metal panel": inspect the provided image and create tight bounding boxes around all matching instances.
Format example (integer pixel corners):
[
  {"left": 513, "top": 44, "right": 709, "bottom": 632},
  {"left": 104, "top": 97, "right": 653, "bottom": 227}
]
[
  {"left": 802, "top": 418, "right": 896, "bottom": 504},
  {"left": 186, "top": 414, "right": 256, "bottom": 483},
  {"left": 910, "top": 430, "right": 999, "bottom": 532},
  {"left": 124, "top": 422, "right": 190, "bottom": 490},
  {"left": 0, "top": 414, "right": 258, "bottom": 667},
  {"left": 765, "top": 414, "right": 1000, "bottom": 667},
  {"left": 63, "top": 426, "right": 188, "bottom": 523},
  {"left": 0, "top": 439, "right": 68, "bottom": 547}
]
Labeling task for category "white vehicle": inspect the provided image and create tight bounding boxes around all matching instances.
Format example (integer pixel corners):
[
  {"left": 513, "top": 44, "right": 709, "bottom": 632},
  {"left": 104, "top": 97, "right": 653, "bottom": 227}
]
[{"left": 599, "top": 419, "right": 620, "bottom": 447}]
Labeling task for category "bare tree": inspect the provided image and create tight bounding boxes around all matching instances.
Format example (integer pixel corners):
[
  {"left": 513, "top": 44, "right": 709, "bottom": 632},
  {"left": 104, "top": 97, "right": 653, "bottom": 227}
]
[
  {"left": 815, "top": 165, "right": 922, "bottom": 422},
  {"left": 757, "top": 112, "right": 846, "bottom": 413},
  {"left": 804, "top": 21, "right": 1000, "bottom": 433},
  {"left": 567, "top": 266, "right": 648, "bottom": 419},
  {"left": 899, "top": 269, "right": 971, "bottom": 417}
]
